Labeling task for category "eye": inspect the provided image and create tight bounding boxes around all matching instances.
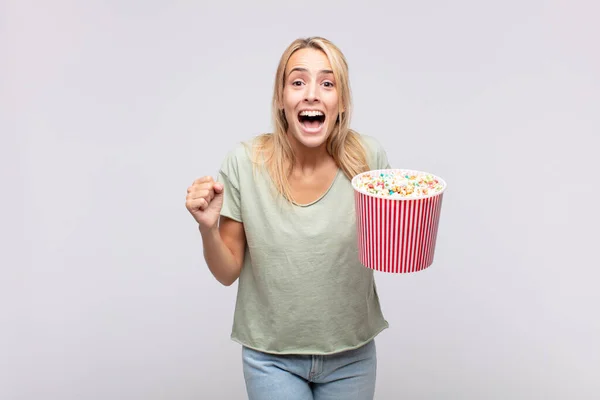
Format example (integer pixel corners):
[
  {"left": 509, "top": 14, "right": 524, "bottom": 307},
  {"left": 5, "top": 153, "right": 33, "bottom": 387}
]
[
  {"left": 292, "top": 80, "right": 304, "bottom": 86},
  {"left": 323, "top": 81, "right": 335, "bottom": 88}
]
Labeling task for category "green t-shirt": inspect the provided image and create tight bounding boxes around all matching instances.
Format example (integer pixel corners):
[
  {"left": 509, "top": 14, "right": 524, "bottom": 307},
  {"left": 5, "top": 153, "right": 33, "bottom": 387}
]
[{"left": 216, "top": 134, "right": 391, "bottom": 355}]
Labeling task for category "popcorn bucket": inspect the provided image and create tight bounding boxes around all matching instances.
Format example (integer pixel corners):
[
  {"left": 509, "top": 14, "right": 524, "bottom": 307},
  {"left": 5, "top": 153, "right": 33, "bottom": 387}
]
[{"left": 351, "top": 169, "right": 447, "bottom": 273}]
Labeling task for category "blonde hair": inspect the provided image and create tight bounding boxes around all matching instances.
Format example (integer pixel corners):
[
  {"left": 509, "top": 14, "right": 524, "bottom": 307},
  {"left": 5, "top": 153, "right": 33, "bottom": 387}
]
[{"left": 251, "top": 36, "right": 369, "bottom": 203}]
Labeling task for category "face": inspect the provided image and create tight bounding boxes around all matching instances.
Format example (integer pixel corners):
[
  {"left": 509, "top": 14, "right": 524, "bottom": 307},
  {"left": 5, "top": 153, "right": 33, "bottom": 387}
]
[{"left": 281, "top": 48, "right": 341, "bottom": 149}]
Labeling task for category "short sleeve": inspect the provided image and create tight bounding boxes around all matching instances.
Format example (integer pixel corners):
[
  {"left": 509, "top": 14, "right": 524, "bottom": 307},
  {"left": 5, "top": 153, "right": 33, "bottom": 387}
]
[
  {"left": 361, "top": 134, "right": 391, "bottom": 170},
  {"left": 376, "top": 141, "right": 391, "bottom": 170},
  {"left": 216, "top": 148, "right": 243, "bottom": 222}
]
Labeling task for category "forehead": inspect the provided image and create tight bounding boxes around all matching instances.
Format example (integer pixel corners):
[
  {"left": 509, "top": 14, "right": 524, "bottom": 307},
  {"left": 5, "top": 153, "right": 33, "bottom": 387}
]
[{"left": 285, "top": 48, "right": 333, "bottom": 75}]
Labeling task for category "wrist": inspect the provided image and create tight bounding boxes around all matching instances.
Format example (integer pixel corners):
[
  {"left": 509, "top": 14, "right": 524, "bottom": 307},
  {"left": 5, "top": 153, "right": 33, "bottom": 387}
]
[{"left": 198, "top": 223, "right": 219, "bottom": 238}]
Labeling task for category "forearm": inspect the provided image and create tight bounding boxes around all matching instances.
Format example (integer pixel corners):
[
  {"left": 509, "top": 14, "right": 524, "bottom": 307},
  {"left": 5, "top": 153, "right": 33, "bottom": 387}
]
[{"left": 199, "top": 226, "right": 242, "bottom": 286}]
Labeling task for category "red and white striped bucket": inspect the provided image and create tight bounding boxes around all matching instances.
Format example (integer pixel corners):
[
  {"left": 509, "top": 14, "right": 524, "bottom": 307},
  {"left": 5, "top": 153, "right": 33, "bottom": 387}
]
[{"left": 352, "top": 169, "right": 447, "bottom": 273}]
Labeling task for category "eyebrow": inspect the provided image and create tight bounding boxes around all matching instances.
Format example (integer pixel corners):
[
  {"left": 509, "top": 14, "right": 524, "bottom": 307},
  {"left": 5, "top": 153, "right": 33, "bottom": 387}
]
[{"left": 287, "top": 67, "right": 334, "bottom": 76}]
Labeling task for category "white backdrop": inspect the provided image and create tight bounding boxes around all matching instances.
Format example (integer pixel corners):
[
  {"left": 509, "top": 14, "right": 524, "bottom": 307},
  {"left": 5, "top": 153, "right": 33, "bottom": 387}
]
[{"left": 4, "top": 0, "right": 599, "bottom": 399}]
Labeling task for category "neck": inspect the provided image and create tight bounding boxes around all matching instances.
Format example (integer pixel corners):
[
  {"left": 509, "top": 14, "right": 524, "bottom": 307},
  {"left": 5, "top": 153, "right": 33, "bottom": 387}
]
[{"left": 286, "top": 132, "right": 333, "bottom": 174}]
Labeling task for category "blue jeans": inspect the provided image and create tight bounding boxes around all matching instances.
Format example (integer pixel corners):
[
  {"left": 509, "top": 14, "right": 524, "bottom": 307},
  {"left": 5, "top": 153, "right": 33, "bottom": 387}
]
[{"left": 242, "top": 340, "right": 377, "bottom": 400}]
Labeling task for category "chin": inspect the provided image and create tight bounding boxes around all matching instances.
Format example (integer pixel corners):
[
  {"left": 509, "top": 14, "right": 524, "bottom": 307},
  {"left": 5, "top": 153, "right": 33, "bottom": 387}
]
[{"left": 290, "top": 125, "right": 331, "bottom": 149}]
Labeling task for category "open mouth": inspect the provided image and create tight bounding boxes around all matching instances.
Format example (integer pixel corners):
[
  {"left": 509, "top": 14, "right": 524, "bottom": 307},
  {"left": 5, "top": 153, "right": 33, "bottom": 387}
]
[{"left": 298, "top": 110, "right": 326, "bottom": 131}]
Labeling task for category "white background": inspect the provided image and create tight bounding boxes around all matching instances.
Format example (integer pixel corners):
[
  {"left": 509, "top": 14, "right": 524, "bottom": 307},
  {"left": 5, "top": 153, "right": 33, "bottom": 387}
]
[{"left": 3, "top": 0, "right": 599, "bottom": 398}]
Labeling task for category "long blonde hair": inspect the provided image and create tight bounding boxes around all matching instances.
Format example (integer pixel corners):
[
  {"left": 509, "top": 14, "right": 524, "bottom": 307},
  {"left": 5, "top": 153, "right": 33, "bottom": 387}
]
[{"left": 251, "top": 36, "right": 369, "bottom": 203}]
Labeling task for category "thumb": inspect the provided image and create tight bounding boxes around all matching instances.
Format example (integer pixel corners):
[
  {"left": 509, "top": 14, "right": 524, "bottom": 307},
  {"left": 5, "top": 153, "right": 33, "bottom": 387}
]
[{"left": 213, "top": 182, "right": 224, "bottom": 194}]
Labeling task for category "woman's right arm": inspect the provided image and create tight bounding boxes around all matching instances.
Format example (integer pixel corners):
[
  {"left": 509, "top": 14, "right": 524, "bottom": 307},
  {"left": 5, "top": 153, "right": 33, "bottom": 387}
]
[
  {"left": 199, "top": 216, "right": 246, "bottom": 286},
  {"left": 186, "top": 176, "right": 246, "bottom": 286}
]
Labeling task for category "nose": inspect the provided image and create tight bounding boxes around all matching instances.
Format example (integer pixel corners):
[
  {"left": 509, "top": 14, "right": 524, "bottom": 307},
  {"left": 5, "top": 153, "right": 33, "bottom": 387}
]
[{"left": 304, "top": 81, "right": 320, "bottom": 102}]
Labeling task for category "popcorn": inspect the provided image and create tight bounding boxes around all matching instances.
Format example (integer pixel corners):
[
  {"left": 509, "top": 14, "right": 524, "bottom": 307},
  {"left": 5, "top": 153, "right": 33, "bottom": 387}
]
[{"left": 354, "top": 169, "right": 444, "bottom": 199}]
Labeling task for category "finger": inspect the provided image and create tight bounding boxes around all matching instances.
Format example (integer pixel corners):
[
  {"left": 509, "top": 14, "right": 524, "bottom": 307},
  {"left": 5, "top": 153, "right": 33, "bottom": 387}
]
[
  {"left": 185, "top": 189, "right": 215, "bottom": 207},
  {"left": 213, "top": 182, "right": 224, "bottom": 193},
  {"left": 196, "top": 182, "right": 218, "bottom": 196},
  {"left": 191, "top": 182, "right": 215, "bottom": 193},
  {"left": 193, "top": 176, "right": 214, "bottom": 185},
  {"left": 191, "top": 188, "right": 214, "bottom": 202},
  {"left": 197, "top": 198, "right": 208, "bottom": 211},
  {"left": 185, "top": 198, "right": 204, "bottom": 211}
]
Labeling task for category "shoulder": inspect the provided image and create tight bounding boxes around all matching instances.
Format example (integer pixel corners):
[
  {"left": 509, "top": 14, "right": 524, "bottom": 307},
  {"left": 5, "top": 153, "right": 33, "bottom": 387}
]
[
  {"left": 217, "top": 137, "right": 254, "bottom": 185},
  {"left": 222, "top": 133, "right": 273, "bottom": 161},
  {"left": 357, "top": 133, "right": 384, "bottom": 153},
  {"left": 354, "top": 132, "right": 391, "bottom": 170},
  {"left": 219, "top": 134, "right": 271, "bottom": 184},
  {"left": 220, "top": 136, "right": 258, "bottom": 169}
]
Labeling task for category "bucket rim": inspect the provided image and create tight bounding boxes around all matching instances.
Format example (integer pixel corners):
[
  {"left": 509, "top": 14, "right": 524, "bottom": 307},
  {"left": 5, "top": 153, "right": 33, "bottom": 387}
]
[{"left": 351, "top": 168, "right": 447, "bottom": 201}]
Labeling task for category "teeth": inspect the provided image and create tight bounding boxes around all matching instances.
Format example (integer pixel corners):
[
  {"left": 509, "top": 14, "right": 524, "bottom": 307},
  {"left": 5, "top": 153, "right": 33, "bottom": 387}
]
[{"left": 299, "top": 110, "right": 324, "bottom": 117}]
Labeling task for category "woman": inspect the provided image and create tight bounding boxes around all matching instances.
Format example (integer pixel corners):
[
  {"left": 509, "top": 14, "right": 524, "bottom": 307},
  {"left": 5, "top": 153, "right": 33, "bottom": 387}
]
[{"left": 186, "top": 37, "right": 391, "bottom": 399}]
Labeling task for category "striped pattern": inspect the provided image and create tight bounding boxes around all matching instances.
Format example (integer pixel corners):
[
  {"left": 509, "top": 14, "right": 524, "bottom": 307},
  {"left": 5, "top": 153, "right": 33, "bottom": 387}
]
[{"left": 354, "top": 191, "right": 444, "bottom": 273}]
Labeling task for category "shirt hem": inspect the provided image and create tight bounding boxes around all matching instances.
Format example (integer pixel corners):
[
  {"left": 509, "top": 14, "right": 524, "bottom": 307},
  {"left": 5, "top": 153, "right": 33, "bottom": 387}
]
[
  {"left": 230, "top": 322, "right": 389, "bottom": 356},
  {"left": 219, "top": 211, "right": 242, "bottom": 223}
]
